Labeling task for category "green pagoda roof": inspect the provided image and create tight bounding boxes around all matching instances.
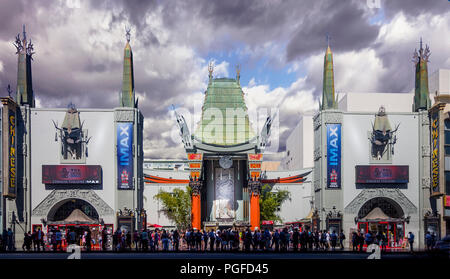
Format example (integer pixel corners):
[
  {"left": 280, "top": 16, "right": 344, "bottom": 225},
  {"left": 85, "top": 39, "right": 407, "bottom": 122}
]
[{"left": 194, "top": 78, "right": 255, "bottom": 146}]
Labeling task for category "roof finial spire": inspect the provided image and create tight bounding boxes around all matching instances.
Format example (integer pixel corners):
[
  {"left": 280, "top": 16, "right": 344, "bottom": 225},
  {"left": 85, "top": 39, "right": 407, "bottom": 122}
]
[
  {"left": 326, "top": 33, "right": 330, "bottom": 47},
  {"left": 125, "top": 26, "right": 131, "bottom": 43},
  {"left": 208, "top": 61, "right": 214, "bottom": 81},
  {"left": 7, "top": 84, "right": 12, "bottom": 98},
  {"left": 23, "top": 24, "right": 26, "bottom": 42},
  {"left": 236, "top": 64, "right": 240, "bottom": 85}
]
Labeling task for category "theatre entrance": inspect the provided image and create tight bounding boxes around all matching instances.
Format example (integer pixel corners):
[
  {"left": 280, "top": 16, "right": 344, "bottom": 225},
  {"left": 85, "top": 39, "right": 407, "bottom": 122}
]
[
  {"left": 356, "top": 197, "right": 407, "bottom": 248},
  {"left": 42, "top": 199, "right": 113, "bottom": 250}
]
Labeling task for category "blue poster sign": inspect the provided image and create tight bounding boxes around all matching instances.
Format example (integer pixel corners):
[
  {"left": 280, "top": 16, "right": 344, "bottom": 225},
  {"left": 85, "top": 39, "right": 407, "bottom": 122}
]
[
  {"left": 117, "top": 122, "right": 134, "bottom": 189},
  {"left": 327, "top": 124, "right": 341, "bottom": 188}
]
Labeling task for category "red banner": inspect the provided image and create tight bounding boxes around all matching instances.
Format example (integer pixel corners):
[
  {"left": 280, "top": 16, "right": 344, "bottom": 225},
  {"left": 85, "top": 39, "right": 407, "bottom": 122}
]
[
  {"left": 445, "top": 196, "right": 450, "bottom": 208},
  {"left": 249, "top": 163, "right": 262, "bottom": 169},
  {"left": 248, "top": 154, "right": 263, "bottom": 161},
  {"left": 189, "top": 163, "right": 201, "bottom": 169},
  {"left": 187, "top": 153, "right": 202, "bottom": 160},
  {"left": 356, "top": 165, "right": 409, "bottom": 184},
  {"left": 42, "top": 165, "right": 102, "bottom": 184}
]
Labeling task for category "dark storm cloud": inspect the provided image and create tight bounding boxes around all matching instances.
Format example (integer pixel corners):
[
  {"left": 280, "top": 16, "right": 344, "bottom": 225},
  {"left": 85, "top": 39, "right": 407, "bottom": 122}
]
[
  {"left": 286, "top": 0, "right": 380, "bottom": 61},
  {"left": 0, "top": 0, "right": 448, "bottom": 159},
  {"left": 382, "top": 0, "right": 450, "bottom": 19}
]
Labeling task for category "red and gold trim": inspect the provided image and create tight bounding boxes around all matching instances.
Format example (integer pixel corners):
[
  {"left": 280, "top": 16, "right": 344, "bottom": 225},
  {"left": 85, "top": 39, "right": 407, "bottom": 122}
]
[
  {"left": 261, "top": 174, "right": 308, "bottom": 184},
  {"left": 144, "top": 174, "right": 189, "bottom": 184}
]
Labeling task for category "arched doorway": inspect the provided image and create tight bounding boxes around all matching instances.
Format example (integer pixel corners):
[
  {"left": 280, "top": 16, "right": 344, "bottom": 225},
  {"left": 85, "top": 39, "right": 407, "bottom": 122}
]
[
  {"left": 48, "top": 199, "right": 99, "bottom": 222},
  {"left": 357, "top": 197, "right": 404, "bottom": 219},
  {"left": 46, "top": 199, "right": 102, "bottom": 250},
  {"left": 356, "top": 197, "right": 406, "bottom": 248}
]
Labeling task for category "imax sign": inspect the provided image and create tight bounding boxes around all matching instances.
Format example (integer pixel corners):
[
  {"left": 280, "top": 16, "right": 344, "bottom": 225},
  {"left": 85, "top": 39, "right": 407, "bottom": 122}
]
[
  {"left": 327, "top": 124, "right": 341, "bottom": 189},
  {"left": 117, "top": 122, "right": 134, "bottom": 190}
]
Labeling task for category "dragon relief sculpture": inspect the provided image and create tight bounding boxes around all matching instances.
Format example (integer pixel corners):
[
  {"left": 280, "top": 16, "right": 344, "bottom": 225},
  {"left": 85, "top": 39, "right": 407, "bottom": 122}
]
[
  {"left": 53, "top": 103, "right": 91, "bottom": 160},
  {"left": 369, "top": 106, "right": 399, "bottom": 160}
]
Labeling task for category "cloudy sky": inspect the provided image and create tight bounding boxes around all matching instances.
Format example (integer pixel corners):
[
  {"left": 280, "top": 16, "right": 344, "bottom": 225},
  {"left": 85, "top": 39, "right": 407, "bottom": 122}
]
[{"left": 0, "top": 0, "right": 449, "bottom": 160}]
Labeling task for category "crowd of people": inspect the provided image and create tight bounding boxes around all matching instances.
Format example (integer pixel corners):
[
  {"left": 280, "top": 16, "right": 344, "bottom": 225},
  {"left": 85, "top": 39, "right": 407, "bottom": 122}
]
[
  {"left": 98, "top": 227, "right": 349, "bottom": 253},
  {"left": 0, "top": 225, "right": 438, "bottom": 253}
]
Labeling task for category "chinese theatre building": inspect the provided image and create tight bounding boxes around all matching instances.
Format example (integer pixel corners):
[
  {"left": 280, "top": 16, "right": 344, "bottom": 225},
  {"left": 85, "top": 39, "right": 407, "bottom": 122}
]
[
  {"left": 312, "top": 40, "right": 434, "bottom": 249},
  {"left": 144, "top": 65, "right": 311, "bottom": 231},
  {"left": 2, "top": 27, "right": 144, "bottom": 248}
]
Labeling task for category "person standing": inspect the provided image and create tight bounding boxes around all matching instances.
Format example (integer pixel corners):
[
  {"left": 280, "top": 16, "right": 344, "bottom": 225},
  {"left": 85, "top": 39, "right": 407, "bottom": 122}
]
[
  {"left": 149, "top": 231, "right": 155, "bottom": 252},
  {"left": 133, "top": 230, "right": 139, "bottom": 251},
  {"left": 113, "top": 228, "right": 120, "bottom": 251},
  {"left": 431, "top": 232, "right": 436, "bottom": 248},
  {"left": 101, "top": 227, "right": 108, "bottom": 251},
  {"left": 339, "top": 230, "right": 346, "bottom": 250},
  {"left": 381, "top": 231, "right": 388, "bottom": 252},
  {"left": 215, "top": 230, "right": 222, "bottom": 251},
  {"left": 408, "top": 232, "right": 415, "bottom": 253},
  {"left": 141, "top": 229, "right": 148, "bottom": 251},
  {"left": 292, "top": 228, "right": 299, "bottom": 252},
  {"left": 208, "top": 229, "right": 215, "bottom": 252},
  {"left": 154, "top": 229, "right": 160, "bottom": 251},
  {"left": 36, "top": 228, "right": 44, "bottom": 251},
  {"left": 56, "top": 230, "right": 62, "bottom": 251},
  {"left": 330, "top": 231, "right": 337, "bottom": 251},
  {"left": 202, "top": 230, "right": 208, "bottom": 252},
  {"left": 173, "top": 229, "right": 180, "bottom": 251},
  {"left": 243, "top": 228, "right": 251, "bottom": 252},
  {"left": 6, "top": 228, "right": 14, "bottom": 251},
  {"left": 69, "top": 229, "right": 77, "bottom": 246},
  {"left": 358, "top": 231, "right": 365, "bottom": 252},
  {"left": 425, "top": 231, "right": 432, "bottom": 251},
  {"left": 126, "top": 230, "right": 131, "bottom": 251},
  {"left": 161, "top": 229, "right": 169, "bottom": 251},
  {"left": 365, "top": 230, "right": 372, "bottom": 246},
  {"left": 352, "top": 232, "right": 358, "bottom": 251},
  {"left": 86, "top": 230, "right": 92, "bottom": 251},
  {"left": 272, "top": 229, "right": 280, "bottom": 252},
  {"left": 264, "top": 228, "right": 271, "bottom": 251},
  {"left": 51, "top": 229, "right": 57, "bottom": 252},
  {"left": 22, "top": 232, "right": 31, "bottom": 252}
]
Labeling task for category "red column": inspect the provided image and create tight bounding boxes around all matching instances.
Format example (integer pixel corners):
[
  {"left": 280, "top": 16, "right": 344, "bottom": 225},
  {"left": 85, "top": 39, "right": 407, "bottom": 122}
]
[
  {"left": 191, "top": 193, "right": 201, "bottom": 230},
  {"left": 250, "top": 193, "right": 260, "bottom": 231},
  {"left": 190, "top": 179, "right": 202, "bottom": 230}
]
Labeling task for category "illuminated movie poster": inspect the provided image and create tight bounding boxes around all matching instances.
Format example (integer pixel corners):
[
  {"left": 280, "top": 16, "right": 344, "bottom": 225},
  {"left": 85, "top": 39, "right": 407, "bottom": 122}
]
[
  {"left": 42, "top": 165, "right": 102, "bottom": 184},
  {"left": 117, "top": 122, "right": 134, "bottom": 190},
  {"left": 215, "top": 168, "right": 234, "bottom": 219},
  {"left": 327, "top": 124, "right": 341, "bottom": 188}
]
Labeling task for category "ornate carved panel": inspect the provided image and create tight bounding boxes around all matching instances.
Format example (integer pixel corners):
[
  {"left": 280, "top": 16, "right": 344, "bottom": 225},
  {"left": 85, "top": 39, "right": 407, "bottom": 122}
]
[
  {"left": 421, "top": 145, "right": 430, "bottom": 157},
  {"left": 324, "top": 113, "right": 342, "bottom": 124},
  {"left": 422, "top": 177, "right": 431, "bottom": 188},
  {"left": 314, "top": 116, "right": 322, "bottom": 131},
  {"left": 313, "top": 148, "right": 321, "bottom": 161},
  {"left": 32, "top": 190, "right": 115, "bottom": 217},
  {"left": 114, "top": 110, "right": 134, "bottom": 122},
  {"left": 421, "top": 114, "right": 430, "bottom": 126},
  {"left": 344, "top": 188, "right": 417, "bottom": 215},
  {"left": 248, "top": 180, "right": 261, "bottom": 196},
  {"left": 190, "top": 180, "right": 202, "bottom": 196}
]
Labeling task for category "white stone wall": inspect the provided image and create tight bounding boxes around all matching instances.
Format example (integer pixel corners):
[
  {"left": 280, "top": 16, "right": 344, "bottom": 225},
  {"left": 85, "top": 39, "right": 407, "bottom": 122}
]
[
  {"left": 284, "top": 114, "right": 314, "bottom": 170},
  {"left": 30, "top": 108, "right": 116, "bottom": 225},
  {"left": 341, "top": 112, "right": 421, "bottom": 245},
  {"left": 143, "top": 183, "right": 188, "bottom": 227}
]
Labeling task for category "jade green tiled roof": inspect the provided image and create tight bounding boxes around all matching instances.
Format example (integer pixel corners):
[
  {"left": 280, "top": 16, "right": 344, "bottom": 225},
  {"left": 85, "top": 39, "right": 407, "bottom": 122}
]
[{"left": 194, "top": 78, "right": 255, "bottom": 146}]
